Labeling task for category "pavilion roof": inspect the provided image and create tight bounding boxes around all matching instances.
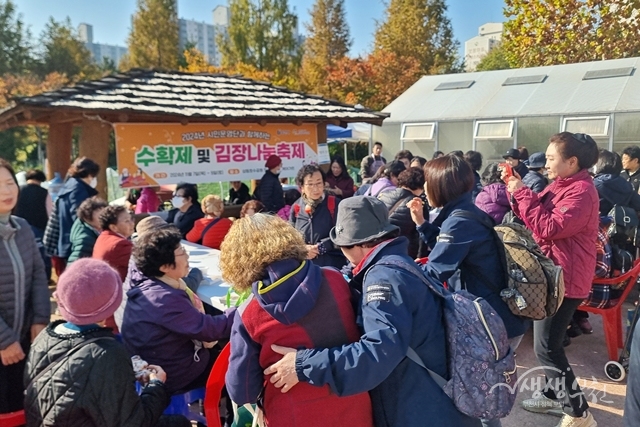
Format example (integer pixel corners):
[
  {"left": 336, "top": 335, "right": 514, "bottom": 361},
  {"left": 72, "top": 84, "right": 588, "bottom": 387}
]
[{"left": 0, "top": 69, "right": 387, "bottom": 128}]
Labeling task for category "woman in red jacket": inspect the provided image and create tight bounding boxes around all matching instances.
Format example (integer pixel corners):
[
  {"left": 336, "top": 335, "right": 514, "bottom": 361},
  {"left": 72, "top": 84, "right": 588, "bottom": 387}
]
[
  {"left": 186, "top": 195, "right": 232, "bottom": 249},
  {"left": 505, "top": 132, "right": 599, "bottom": 427},
  {"left": 219, "top": 214, "right": 373, "bottom": 427}
]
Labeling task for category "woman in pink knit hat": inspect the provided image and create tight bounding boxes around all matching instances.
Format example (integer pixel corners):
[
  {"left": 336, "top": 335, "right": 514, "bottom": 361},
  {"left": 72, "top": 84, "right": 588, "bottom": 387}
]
[{"left": 24, "top": 258, "right": 189, "bottom": 427}]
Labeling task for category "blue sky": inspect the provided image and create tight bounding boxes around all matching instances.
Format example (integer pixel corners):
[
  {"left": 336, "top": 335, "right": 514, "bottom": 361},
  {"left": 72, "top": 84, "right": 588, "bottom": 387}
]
[{"left": 16, "top": 0, "right": 506, "bottom": 57}]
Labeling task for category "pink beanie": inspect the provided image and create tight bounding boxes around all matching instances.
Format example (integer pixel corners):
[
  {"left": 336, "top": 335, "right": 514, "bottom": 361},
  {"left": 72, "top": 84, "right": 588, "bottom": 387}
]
[
  {"left": 265, "top": 154, "right": 282, "bottom": 169},
  {"left": 54, "top": 258, "right": 122, "bottom": 325}
]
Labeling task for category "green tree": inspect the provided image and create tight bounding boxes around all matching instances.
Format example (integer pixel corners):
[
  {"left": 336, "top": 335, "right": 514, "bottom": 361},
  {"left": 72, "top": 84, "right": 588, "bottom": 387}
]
[
  {"left": 0, "top": 0, "right": 32, "bottom": 75},
  {"left": 218, "top": 0, "right": 302, "bottom": 85},
  {"left": 299, "top": 0, "right": 351, "bottom": 94},
  {"left": 503, "top": 0, "right": 640, "bottom": 68},
  {"left": 125, "top": 0, "right": 179, "bottom": 69},
  {"left": 36, "top": 17, "right": 98, "bottom": 80},
  {"left": 475, "top": 43, "right": 511, "bottom": 71},
  {"left": 374, "top": 0, "right": 461, "bottom": 75}
]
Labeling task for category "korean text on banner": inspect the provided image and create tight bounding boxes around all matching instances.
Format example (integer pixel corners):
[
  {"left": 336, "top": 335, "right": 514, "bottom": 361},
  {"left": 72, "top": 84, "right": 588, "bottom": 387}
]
[{"left": 114, "top": 123, "right": 319, "bottom": 188}]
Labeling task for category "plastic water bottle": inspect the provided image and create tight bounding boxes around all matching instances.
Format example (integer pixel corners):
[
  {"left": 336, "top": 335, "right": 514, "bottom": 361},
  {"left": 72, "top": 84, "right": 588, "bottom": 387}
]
[{"left": 47, "top": 172, "right": 64, "bottom": 202}]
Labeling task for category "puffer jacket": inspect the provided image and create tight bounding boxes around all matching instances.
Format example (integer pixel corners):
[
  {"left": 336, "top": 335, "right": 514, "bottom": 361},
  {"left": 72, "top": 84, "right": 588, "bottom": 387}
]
[
  {"left": 511, "top": 169, "right": 599, "bottom": 298},
  {"left": 295, "top": 238, "right": 480, "bottom": 427},
  {"left": 67, "top": 218, "right": 100, "bottom": 264},
  {"left": 378, "top": 187, "right": 424, "bottom": 258},
  {"left": 54, "top": 177, "right": 98, "bottom": 258},
  {"left": 122, "top": 266, "right": 235, "bottom": 393},
  {"left": 593, "top": 173, "right": 640, "bottom": 216},
  {"left": 522, "top": 170, "right": 548, "bottom": 193},
  {"left": 0, "top": 216, "right": 49, "bottom": 350},
  {"left": 227, "top": 260, "right": 373, "bottom": 427},
  {"left": 475, "top": 183, "right": 511, "bottom": 224},
  {"left": 24, "top": 321, "right": 169, "bottom": 427},
  {"left": 256, "top": 170, "right": 284, "bottom": 213}
]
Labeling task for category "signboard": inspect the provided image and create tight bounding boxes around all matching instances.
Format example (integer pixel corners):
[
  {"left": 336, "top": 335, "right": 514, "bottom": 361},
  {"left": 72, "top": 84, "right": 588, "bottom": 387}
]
[
  {"left": 114, "top": 123, "right": 318, "bottom": 188},
  {"left": 317, "top": 143, "right": 330, "bottom": 164}
]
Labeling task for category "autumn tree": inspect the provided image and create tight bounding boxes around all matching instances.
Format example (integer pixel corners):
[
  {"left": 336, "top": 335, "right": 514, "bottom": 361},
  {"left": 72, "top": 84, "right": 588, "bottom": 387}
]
[
  {"left": 218, "top": 0, "right": 302, "bottom": 86},
  {"left": 0, "top": 0, "right": 32, "bottom": 75},
  {"left": 299, "top": 0, "right": 351, "bottom": 94},
  {"left": 325, "top": 50, "right": 421, "bottom": 111},
  {"left": 181, "top": 45, "right": 276, "bottom": 83},
  {"left": 503, "top": 0, "right": 640, "bottom": 68},
  {"left": 374, "top": 0, "right": 461, "bottom": 75},
  {"left": 0, "top": 73, "right": 68, "bottom": 167},
  {"left": 124, "top": 0, "right": 179, "bottom": 69},
  {"left": 35, "top": 17, "right": 98, "bottom": 80},
  {"left": 475, "top": 43, "right": 511, "bottom": 72}
]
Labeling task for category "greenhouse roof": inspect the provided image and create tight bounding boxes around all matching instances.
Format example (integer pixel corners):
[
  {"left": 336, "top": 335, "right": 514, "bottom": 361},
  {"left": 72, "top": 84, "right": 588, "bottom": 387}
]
[{"left": 383, "top": 57, "right": 640, "bottom": 124}]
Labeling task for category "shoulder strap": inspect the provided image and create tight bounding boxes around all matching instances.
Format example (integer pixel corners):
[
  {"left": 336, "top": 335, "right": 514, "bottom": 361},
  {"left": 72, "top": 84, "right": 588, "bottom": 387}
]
[
  {"left": 370, "top": 257, "right": 448, "bottom": 389},
  {"left": 199, "top": 218, "right": 221, "bottom": 244},
  {"left": 449, "top": 210, "right": 506, "bottom": 294},
  {"left": 327, "top": 195, "right": 336, "bottom": 221},
  {"left": 25, "top": 336, "right": 114, "bottom": 394},
  {"left": 388, "top": 195, "right": 410, "bottom": 217},
  {"left": 406, "top": 347, "right": 448, "bottom": 388}
]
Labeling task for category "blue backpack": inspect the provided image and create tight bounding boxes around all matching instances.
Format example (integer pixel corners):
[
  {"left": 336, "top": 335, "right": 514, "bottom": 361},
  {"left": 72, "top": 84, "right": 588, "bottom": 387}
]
[{"left": 378, "top": 257, "right": 517, "bottom": 420}]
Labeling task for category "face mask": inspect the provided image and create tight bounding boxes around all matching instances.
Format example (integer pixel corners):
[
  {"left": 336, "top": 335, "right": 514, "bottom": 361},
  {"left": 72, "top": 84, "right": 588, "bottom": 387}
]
[
  {"left": 89, "top": 177, "right": 98, "bottom": 188},
  {"left": 273, "top": 168, "right": 281, "bottom": 176},
  {"left": 172, "top": 196, "right": 185, "bottom": 209}
]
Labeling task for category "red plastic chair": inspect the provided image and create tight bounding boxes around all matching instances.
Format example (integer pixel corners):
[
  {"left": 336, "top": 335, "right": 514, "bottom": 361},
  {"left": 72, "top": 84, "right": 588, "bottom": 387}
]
[
  {"left": 0, "top": 410, "right": 26, "bottom": 427},
  {"left": 580, "top": 260, "right": 640, "bottom": 360},
  {"left": 203, "top": 343, "right": 231, "bottom": 427}
]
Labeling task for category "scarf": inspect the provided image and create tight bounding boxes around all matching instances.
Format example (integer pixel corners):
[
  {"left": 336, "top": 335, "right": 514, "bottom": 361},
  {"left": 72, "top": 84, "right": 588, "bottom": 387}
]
[
  {"left": 301, "top": 193, "right": 325, "bottom": 216},
  {"left": 158, "top": 275, "right": 215, "bottom": 358}
]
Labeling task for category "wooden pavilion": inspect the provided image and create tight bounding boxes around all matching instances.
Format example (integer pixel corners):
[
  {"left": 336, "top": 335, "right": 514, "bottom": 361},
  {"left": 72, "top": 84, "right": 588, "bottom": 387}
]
[{"left": 0, "top": 69, "right": 387, "bottom": 198}]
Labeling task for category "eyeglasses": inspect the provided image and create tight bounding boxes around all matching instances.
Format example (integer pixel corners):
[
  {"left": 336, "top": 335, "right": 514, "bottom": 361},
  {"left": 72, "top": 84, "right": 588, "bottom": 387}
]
[
  {"left": 175, "top": 245, "right": 188, "bottom": 257},
  {"left": 304, "top": 182, "right": 324, "bottom": 189}
]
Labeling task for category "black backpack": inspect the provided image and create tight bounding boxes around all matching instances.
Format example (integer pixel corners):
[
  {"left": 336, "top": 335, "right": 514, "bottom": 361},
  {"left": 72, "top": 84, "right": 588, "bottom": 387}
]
[{"left": 606, "top": 204, "right": 640, "bottom": 248}]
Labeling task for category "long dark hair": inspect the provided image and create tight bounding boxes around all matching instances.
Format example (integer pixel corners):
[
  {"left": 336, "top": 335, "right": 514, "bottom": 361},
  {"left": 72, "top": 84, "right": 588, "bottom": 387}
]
[{"left": 330, "top": 155, "right": 350, "bottom": 179}]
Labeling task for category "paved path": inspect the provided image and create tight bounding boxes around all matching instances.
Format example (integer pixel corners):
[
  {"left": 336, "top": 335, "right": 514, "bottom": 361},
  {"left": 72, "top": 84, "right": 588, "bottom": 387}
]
[{"left": 503, "top": 300, "right": 632, "bottom": 427}]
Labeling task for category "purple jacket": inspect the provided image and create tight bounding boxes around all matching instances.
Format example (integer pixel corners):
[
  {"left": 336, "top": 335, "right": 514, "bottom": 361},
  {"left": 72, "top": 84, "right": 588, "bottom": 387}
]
[
  {"left": 121, "top": 266, "right": 235, "bottom": 393},
  {"left": 365, "top": 177, "right": 395, "bottom": 198},
  {"left": 475, "top": 183, "right": 511, "bottom": 224}
]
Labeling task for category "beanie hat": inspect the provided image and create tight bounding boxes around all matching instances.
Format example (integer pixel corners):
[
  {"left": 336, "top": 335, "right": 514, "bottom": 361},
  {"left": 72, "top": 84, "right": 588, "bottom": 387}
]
[
  {"left": 265, "top": 155, "right": 282, "bottom": 169},
  {"left": 54, "top": 258, "right": 122, "bottom": 325},
  {"left": 136, "top": 215, "right": 166, "bottom": 237}
]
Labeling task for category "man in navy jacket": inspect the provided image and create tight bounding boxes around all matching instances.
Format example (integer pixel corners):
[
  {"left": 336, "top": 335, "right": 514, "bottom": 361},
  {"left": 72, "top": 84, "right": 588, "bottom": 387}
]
[{"left": 265, "top": 196, "right": 480, "bottom": 427}]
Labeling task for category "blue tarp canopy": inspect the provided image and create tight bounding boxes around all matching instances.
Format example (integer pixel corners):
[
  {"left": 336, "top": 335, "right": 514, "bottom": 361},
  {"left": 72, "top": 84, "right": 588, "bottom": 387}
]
[{"left": 327, "top": 124, "right": 352, "bottom": 139}]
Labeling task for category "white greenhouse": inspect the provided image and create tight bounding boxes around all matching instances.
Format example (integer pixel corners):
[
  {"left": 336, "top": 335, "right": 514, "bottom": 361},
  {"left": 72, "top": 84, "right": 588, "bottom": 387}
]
[{"left": 375, "top": 57, "right": 640, "bottom": 164}]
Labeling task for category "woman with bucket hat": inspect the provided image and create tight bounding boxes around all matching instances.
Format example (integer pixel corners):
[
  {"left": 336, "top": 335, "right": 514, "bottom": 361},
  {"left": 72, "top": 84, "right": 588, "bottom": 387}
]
[
  {"left": 264, "top": 196, "right": 480, "bottom": 427},
  {"left": 522, "top": 152, "right": 549, "bottom": 193}
]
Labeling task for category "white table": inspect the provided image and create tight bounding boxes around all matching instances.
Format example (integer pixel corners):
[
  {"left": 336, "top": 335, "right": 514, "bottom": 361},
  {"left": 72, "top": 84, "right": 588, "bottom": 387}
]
[{"left": 182, "top": 240, "right": 233, "bottom": 311}]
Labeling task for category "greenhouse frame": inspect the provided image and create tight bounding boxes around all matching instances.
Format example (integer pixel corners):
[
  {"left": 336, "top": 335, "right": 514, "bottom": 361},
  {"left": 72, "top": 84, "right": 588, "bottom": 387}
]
[{"left": 375, "top": 57, "right": 640, "bottom": 164}]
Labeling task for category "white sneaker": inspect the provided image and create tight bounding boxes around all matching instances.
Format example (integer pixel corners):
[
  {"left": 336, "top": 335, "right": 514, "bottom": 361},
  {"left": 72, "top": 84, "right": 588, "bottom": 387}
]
[
  {"left": 521, "top": 395, "right": 564, "bottom": 416},
  {"left": 555, "top": 411, "right": 597, "bottom": 427}
]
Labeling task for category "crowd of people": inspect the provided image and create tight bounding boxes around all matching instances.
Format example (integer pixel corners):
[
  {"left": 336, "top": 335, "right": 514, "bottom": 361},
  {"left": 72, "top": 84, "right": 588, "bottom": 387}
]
[{"left": 4, "top": 133, "right": 640, "bottom": 427}]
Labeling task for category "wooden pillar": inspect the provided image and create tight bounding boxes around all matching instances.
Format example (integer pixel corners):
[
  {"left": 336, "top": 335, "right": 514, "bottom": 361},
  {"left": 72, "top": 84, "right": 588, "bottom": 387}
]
[
  {"left": 79, "top": 118, "right": 112, "bottom": 200},
  {"left": 46, "top": 122, "right": 73, "bottom": 180}
]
